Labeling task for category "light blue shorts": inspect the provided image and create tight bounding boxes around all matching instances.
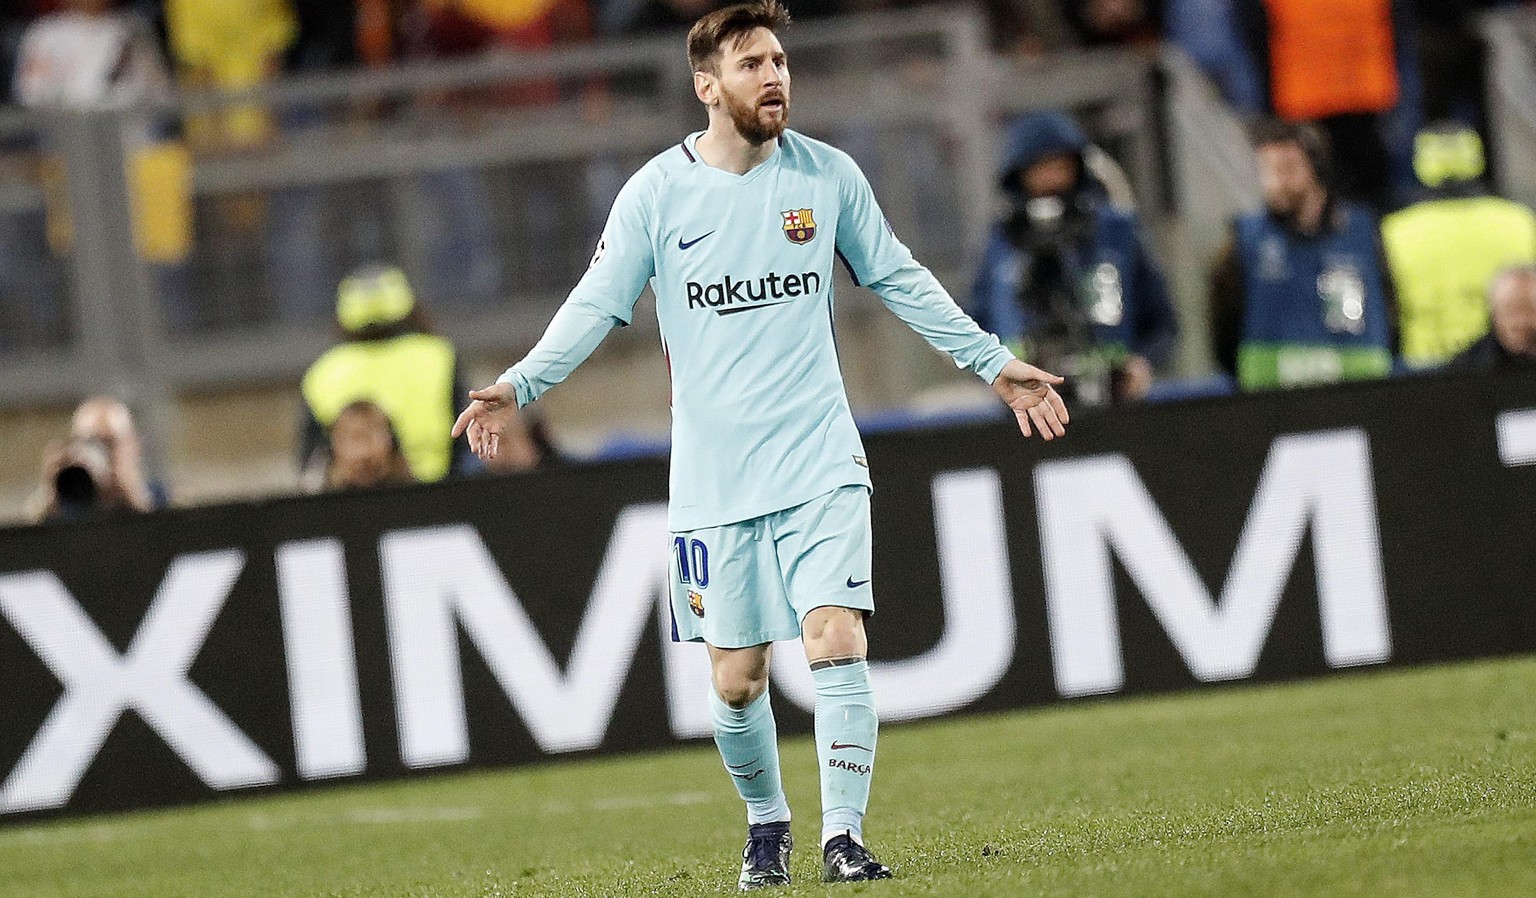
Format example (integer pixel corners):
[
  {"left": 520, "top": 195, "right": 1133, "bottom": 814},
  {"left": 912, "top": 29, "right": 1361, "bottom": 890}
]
[{"left": 668, "top": 485, "right": 874, "bottom": 648}]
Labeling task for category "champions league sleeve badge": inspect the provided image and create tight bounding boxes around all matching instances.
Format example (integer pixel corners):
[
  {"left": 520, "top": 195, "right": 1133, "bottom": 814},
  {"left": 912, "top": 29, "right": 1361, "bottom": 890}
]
[
  {"left": 782, "top": 208, "right": 817, "bottom": 244},
  {"left": 1318, "top": 262, "right": 1367, "bottom": 336}
]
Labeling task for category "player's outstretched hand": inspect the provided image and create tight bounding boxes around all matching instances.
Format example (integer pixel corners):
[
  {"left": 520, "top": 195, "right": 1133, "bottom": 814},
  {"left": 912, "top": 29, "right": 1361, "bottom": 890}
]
[
  {"left": 451, "top": 382, "right": 521, "bottom": 461},
  {"left": 991, "top": 359, "right": 1069, "bottom": 440}
]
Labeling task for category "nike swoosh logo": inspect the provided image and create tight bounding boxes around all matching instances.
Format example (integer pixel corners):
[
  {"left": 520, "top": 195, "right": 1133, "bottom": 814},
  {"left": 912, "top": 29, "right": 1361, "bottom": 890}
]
[
  {"left": 846, "top": 577, "right": 870, "bottom": 589},
  {"left": 830, "top": 741, "right": 872, "bottom": 752},
  {"left": 730, "top": 768, "right": 766, "bottom": 781},
  {"left": 716, "top": 301, "right": 791, "bottom": 316},
  {"left": 678, "top": 230, "right": 716, "bottom": 250}
]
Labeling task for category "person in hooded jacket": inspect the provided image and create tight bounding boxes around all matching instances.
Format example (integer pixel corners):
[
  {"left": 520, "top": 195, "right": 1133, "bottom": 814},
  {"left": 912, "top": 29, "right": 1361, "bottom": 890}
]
[{"left": 967, "top": 110, "right": 1178, "bottom": 406}]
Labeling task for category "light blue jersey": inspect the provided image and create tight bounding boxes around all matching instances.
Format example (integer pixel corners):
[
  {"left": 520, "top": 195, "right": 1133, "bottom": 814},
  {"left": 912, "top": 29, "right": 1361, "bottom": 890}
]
[{"left": 500, "top": 129, "right": 1014, "bottom": 530}]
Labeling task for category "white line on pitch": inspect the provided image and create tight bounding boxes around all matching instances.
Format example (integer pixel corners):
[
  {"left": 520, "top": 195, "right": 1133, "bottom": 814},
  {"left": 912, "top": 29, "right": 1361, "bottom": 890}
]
[{"left": 588, "top": 791, "right": 716, "bottom": 811}]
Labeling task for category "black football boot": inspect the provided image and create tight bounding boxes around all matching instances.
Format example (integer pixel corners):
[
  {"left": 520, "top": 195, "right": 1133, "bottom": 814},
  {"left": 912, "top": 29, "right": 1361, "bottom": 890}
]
[
  {"left": 821, "top": 832, "right": 893, "bottom": 883},
  {"left": 737, "top": 821, "right": 793, "bottom": 891}
]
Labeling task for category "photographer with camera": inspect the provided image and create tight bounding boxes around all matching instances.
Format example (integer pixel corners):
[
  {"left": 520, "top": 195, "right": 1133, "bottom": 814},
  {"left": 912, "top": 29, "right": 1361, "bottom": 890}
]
[
  {"left": 27, "top": 397, "right": 166, "bottom": 523},
  {"left": 967, "top": 110, "right": 1178, "bottom": 407}
]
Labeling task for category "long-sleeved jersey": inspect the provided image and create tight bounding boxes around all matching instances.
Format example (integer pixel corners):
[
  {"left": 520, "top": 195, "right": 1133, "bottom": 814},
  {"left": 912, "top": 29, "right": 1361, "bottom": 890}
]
[{"left": 500, "top": 129, "right": 1014, "bottom": 530}]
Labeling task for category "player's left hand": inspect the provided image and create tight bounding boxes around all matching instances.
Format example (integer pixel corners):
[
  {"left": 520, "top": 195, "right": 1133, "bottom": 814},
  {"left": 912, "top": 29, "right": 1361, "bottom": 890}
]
[
  {"left": 451, "top": 382, "right": 523, "bottom": 461},
  {"left": 991, "top": 359, "right": 1069, "bottom": 440}
]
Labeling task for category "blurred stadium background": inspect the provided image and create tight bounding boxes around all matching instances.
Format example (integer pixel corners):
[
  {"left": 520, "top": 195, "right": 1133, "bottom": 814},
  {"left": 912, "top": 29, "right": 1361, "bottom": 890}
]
[
  {"left": 10, "top": 0, "right": 1536, "bottom": 512},
  {"left": 5, "top": 1, "right": 1536, "bottom": 894}
]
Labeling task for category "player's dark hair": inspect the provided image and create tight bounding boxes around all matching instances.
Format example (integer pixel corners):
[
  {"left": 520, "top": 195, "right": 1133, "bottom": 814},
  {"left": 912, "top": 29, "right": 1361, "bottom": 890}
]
[
  {"left": 1250, "top": 118, "right": 1333, "bottom": 187},
  {"left": 687, "top": 1, "right": 792, "bottom": 74}
]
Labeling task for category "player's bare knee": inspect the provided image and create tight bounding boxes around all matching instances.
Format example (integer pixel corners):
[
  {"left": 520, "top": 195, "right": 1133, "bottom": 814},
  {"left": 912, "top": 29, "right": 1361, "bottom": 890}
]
[
  {"left": 713, "top": 671, "right": 768, "bottom": 709},
  {"left": 710, "top": 647, "right": 770, "bottom": 708},
  {"left": 802, "top": 606, "right": 867, "bottom": 664}
]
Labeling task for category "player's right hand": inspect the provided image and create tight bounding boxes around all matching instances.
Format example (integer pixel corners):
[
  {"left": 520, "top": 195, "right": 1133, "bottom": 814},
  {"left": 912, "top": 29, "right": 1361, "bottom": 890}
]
[{"left": 451, "top": 382, "right": 519, "bottom": 461}]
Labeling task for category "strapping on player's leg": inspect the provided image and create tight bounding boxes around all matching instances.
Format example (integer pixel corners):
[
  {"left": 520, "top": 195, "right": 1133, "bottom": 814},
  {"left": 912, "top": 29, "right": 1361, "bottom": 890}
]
[{"left": 809, "top": 655, "right": 865, "bottom": 671}]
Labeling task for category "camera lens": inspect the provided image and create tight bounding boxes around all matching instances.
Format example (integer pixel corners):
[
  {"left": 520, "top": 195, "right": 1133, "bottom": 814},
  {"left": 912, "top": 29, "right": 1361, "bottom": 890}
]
[{"left": 56, "top": 465, "right": 97, "bottom": 504}]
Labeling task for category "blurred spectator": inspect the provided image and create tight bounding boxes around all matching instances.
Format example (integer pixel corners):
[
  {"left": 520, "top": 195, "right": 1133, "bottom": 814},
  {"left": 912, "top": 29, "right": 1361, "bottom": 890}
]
[
  {"left": 1166, "top": 0, "right": 1265, "bottom": 113},
  {"left": 396, "top": 0, "right": 606, "bottom": 302},
  {"left": 1414, "top": 0, "right": 1523, "bottom": 128},
  {"left": 1445, "top": 266, "right": 1536, "bottom": 371},
  {"left": 409, "top": 0, "right": 595, "bottom": 103},
  {"left": 161, "top": 0, "right": 311, "bottom": 329},
  {"left": 0, "top": 204, "right": 62, "bottom": 350},
  {"left": 300, "top": 263, "right": 468, "bottom": 485},
  {"left": 1382, "top": 121, "right": 1536, "bottom": 368},
  {"left": 968, "top": 111, "right": 1177, "bottom": 406},
  {"left": 396, "top": 4, "right": 512, "bottom": 306},
  {"left": 5, "top": 0, "right": 169, "bottom": 349},
  {"left": 1063, "top": 0, "right": 1161, "bottom": 48},
  {"left": 322, "top": 399, "right": 418, "bottom": 490},
  {"left": 286, "top": 0, "right": 361, "bottom": 73},
  {"left": 1211, "top": 120, "right": 1396, "bottom": 390},
  {"left": 0, "top": 2, "right": 34, "bottom": 104},
  {"left": 975, "top": 0, "right": 1058, "bottom": 55},
  {"left": 257, "top": 0, "right": 406, "bottom": 328},
  {"left": 608, "top": 0, "right": 719, "bottom": 34},
  {"left": 607, "top": 0, "right": 841, "bottom": 35},
  {"left": 13, "top": 0, "right": 168, "bottom": 110},
  {"left": 1233, "top": 0, "right": 1422, "bottom": 210},
  {"left": 164, "top": 0, "right": 296, "bottom": 147},
  {"left": 27, "top": 396, "right": 168, "bottom": 522}
]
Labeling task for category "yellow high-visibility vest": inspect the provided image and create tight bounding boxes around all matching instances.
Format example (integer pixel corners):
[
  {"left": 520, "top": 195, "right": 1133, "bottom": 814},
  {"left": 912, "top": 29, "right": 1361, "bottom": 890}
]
[
  {"left": 302, "top": 333, "right": 457, "bottom": 482},
  {"left": 1382, "top": 196, "right": 1536, "bottom": 367}
]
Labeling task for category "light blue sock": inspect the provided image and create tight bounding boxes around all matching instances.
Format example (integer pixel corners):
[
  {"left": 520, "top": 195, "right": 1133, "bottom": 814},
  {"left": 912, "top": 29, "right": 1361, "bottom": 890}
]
[
  {"left": 813, "top": 659, "right": 877, "bottom": 846},
  {"left": 710, "top": 688, "right": 791, "bottom": 825}
]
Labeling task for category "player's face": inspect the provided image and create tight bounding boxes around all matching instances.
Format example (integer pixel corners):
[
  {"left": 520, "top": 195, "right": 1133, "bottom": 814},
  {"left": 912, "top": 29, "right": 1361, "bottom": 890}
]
[
  {"left": 1256, "top": 142, "right": 1318, "bottom": 217},
  {"left": 714, "top": 28, "right": 790, "bottom": 144}
]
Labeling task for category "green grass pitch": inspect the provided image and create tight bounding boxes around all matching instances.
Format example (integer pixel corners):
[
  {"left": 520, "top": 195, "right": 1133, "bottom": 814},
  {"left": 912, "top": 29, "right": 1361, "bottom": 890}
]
[{"left": 4, "top": 655, "right": 1535, "bottom": 897}]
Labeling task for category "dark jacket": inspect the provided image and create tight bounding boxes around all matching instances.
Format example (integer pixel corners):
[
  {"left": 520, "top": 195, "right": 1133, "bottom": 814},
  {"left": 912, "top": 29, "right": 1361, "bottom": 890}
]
[
  {"left": 1210, "top": 199, "right": 1401, "bottom": 380},
  {"left": 1444, "top": 332, "right": 1536, "bottom": 372},
  {"left": 967, "top": 112, "right": 1178, "bottom": 369}
]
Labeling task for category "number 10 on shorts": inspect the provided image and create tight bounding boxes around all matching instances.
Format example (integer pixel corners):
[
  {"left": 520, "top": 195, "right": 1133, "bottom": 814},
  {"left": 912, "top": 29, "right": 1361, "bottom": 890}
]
[{"left": 674, "top": 536, "right": 710, "bottom": 588}]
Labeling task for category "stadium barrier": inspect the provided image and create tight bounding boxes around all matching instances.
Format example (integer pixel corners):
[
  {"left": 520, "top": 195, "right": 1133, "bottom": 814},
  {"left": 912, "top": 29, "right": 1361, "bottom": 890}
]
[
  {"left": 0, "top": 6, "right": 1179, "bottom": 491},
  {"left": 4, "top": 370, "right": 1536, "bottom": 821}
]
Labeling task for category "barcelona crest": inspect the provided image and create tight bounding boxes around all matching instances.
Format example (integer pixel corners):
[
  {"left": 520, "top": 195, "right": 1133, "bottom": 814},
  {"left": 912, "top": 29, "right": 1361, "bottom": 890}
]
[
  {"left": 689, "top": 590, "right": 705, "bottom": 618},
  {"left": 782, "top": 208, "right": 817, "bottom": 244}
]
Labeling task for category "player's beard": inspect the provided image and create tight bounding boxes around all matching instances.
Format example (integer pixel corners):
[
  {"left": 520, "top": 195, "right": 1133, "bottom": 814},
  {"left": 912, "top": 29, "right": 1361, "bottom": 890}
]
[{"left": 723, "top": 85, "right": 789, "bottom": 145}]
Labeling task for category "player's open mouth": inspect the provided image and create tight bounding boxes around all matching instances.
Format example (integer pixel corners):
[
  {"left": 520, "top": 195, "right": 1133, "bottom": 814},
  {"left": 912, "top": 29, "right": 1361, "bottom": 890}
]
[{"left": 760, "top": 96, "right": 785, "bottom": 110}]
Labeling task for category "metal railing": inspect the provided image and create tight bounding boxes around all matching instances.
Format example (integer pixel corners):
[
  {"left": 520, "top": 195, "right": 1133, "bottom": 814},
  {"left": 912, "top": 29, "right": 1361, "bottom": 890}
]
[
  {"left": 0, "top": 6, "right": 1179, "bottom": 461},
  {"left": 1160, "top": 47, "right": 1263, "bottom": 374},
  {"left": 1482, "top": 6, "right": 1536, "bottom": 209}
]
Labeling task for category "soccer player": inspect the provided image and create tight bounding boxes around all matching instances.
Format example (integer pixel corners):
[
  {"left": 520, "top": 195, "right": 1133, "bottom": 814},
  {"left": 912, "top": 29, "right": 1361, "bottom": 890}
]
[{"left": 452, "top": 1, "right": 1069, "bottom": 889}]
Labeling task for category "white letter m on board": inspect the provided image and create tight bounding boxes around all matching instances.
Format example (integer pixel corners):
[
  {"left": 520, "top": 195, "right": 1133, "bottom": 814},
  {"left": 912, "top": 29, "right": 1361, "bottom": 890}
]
[{"left": 1035, "top": 428, "right": 1391, "bottom": 697}]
